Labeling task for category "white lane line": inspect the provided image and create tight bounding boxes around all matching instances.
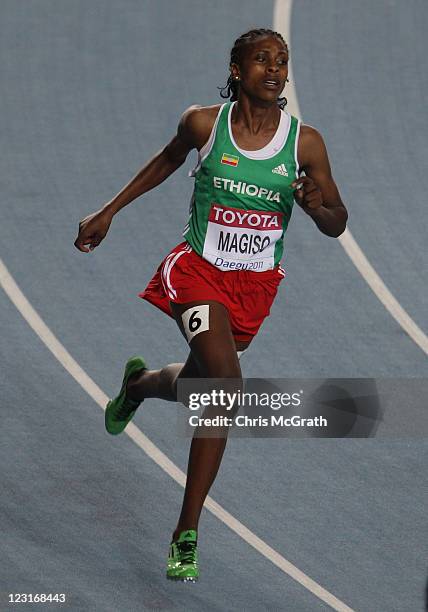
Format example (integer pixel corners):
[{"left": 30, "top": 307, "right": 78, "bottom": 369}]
[
  {"left": 338, "top": 229, "right": 428, "bottom": 354},
  {"left": 274, "top": 0, "right": 428, "bottom": 356},
  {"left": 0, "top": 256, "right": 355, "bottom": 612}
]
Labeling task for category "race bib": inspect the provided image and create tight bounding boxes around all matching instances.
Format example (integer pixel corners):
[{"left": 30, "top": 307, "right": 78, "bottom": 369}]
[{"left": 202, "top": 204, "right": 283, "bottom": 272}]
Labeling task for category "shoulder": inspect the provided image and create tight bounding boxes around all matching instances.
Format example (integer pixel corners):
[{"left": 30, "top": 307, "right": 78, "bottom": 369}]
[
  {"left": 297, "top": 123, "right": 329, "bottom": 170},
  {"left": 298, "top": 123, "right": 325, "bottom": 148},
  {"left": 180, "top": 104, "right": 223, "bottom": 127},
  {"left": 178, "top": 104, "right": 223, "bottom": 151}
]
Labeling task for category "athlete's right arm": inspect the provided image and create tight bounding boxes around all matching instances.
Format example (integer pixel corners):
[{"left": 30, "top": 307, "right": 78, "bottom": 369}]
[{"left": 74, "top": 106, "right": 213, "bottom": 253}]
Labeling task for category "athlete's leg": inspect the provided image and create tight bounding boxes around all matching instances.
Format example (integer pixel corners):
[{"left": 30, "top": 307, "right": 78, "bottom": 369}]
[
  {"left": 121, "top": 298, "right": 250, "bottom": 540},
  {"left": 126, "top": 352, "right": 199, "bottom": 402},
  {"left": 169, "top": 300, "right": 251, "bottom": 541},
  {"left": 125, "top": 325, "right": 247, "bottom": 402}
]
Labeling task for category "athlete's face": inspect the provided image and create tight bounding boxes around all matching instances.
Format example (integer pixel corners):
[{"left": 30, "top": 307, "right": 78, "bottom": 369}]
[{"left": 232, "top": 36, "right": 289, "bottom": 104}]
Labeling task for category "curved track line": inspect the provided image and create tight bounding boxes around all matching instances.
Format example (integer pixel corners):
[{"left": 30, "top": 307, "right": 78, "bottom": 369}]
[
  {"left": 274, "top": 0, "right": 428, "bottom": 356},
  {"left": 0, "top": 257, "right": 355, "bottom": 611}
]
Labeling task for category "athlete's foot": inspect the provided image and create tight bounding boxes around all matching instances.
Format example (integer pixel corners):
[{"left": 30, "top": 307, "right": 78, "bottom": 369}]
[
  {"left": 167, "top": 529, "right": 199, "bottom": 582},
  {"left": 125, "top": 368, "right": 149, "bottom": 402},
  {"left": 105, "top": 356, "right": 147, "bottom": 435},
  {"left": 172, "top": 524, "right": 198, "bottom": 543}
]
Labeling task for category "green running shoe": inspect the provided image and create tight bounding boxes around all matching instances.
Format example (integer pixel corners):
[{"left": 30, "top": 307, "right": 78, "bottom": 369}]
[
  {"left": 167, "top": 530, "right": 199, "bottom": 582},
  {"left": 105, "top": 356, "right": 147, "bottom": 435}
]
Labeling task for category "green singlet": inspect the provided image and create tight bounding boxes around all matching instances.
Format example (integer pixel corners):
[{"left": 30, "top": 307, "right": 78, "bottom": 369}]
[{"left": 183, "top": 101, "right": 301, "bottom": 273}]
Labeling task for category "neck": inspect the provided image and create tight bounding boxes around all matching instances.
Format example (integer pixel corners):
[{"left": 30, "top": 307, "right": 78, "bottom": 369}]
[{"left": 232, "top": 95, "right": 280, "bottom": 134}]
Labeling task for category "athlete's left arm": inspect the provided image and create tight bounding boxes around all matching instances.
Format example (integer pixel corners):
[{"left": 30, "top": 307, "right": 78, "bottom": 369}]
[{"left": 293, "top": 125, "right": 348, "bottom": 237}]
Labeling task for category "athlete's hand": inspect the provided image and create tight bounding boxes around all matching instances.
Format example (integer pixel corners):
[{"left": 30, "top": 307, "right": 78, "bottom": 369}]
[
  {"left": 74, "top": 208, "right": 113, "bottom": 253},
  {"left": 292, "top": 176, "right": 323, "bottom": 215}
]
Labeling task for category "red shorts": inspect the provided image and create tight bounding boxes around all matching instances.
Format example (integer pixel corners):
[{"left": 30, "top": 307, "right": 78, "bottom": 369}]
[{"left": 139, "top": 242, "right": 285, "bottom": 342}]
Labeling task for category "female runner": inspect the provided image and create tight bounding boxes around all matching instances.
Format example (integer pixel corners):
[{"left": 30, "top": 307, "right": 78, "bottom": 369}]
[{"left": 74, "top": 28, "right": 348, "bottom": 582}]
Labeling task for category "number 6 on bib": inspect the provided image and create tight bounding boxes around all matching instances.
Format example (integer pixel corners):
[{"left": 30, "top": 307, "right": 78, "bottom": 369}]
[{"left": 181, "top": 305, "right": 210, "bottom": 342}]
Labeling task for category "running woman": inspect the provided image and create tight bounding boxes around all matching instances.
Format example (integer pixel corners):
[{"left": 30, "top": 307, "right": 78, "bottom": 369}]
[{"left": 74, "top": 28, "right": 348, "bottom": 582}]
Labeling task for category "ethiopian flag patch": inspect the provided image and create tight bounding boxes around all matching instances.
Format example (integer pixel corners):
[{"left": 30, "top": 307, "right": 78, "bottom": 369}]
[{"left": 221, "top": 153, "right": 239, "bottom": 167}]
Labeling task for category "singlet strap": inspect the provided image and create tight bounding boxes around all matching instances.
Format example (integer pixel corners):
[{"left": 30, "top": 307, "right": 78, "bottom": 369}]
[{"left": 188, "top": 104, "right": 228, "bottom": 177}]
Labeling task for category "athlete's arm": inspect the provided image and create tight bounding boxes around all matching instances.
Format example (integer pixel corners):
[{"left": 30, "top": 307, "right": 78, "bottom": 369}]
[
  {"left": 103, "top": 105, "right": 215, "bottom": 216},
  {"left": 293, "top": 125, "right": 348, "bottom": 237},
  {"left": 74, "top": 106, "right": 216, "bottom": 252}
]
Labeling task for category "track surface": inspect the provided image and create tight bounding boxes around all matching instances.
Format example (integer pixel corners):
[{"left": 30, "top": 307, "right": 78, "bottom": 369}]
[{"left": 1, "top": 1, "right": 427, "bottom": 610}]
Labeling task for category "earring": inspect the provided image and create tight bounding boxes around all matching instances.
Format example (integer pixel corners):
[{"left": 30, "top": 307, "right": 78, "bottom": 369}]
[{"left": 235, "top": 76, "right": 240, "bottom": 81}]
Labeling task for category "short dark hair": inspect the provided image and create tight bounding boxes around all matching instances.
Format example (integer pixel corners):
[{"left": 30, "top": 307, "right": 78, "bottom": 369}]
[{"left": 219, "top": 28, "right": 288, "bottom": 109}]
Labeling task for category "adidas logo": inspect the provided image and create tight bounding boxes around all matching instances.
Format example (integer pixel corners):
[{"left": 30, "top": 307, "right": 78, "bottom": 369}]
[{"left": 272, "top": 163, "right": 288, "bottom": 177}]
